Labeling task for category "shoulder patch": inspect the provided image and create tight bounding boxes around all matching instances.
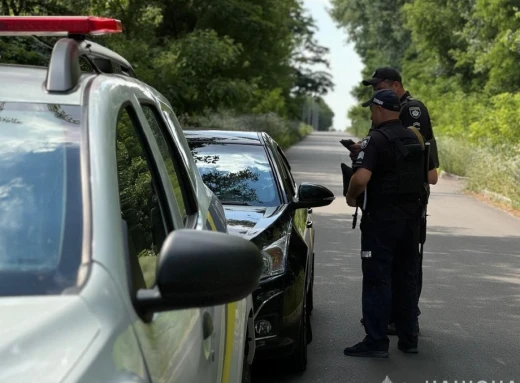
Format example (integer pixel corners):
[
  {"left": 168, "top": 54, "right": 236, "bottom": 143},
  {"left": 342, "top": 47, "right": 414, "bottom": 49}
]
[
  {"left": 409, "top": 106, "right": 421, "bottom": 119},
  {"left": 360, "top": 136, "right": 371, "bottom": 149}
]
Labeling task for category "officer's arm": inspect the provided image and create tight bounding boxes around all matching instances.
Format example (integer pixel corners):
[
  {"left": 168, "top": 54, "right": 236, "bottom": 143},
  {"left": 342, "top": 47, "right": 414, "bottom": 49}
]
[
  {"left": 428, "top": 169, "right": 438, "bottom": 185},
  {"left": 346, "top": 134, "right": 377, "bottom": 206},
  {"left": 427, "top": 154, "right": 438, "bottom": 185},
  {"left": 346, "top": 168, "right": 372, "bottom": 207},
  {"left": 402, "top": 102, "right": 440, "bottom": 168}
]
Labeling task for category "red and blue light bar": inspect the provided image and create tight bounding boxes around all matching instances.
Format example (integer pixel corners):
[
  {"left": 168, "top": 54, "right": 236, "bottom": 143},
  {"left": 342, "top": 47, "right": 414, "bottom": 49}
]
[{"left": 0, "top": 16, "right": 123, "bottom": 36}]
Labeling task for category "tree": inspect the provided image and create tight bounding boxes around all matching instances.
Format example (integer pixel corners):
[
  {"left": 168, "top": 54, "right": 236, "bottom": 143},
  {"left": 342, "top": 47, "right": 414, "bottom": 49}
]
[{"left": 1, "top": 0, "right": 334, "bottom": 126}]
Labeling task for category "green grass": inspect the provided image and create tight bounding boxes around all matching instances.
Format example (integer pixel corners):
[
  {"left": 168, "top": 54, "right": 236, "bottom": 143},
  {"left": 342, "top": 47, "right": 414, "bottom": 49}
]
[{"left": 437, "top": 137, "right": 520, "bottom": 209}]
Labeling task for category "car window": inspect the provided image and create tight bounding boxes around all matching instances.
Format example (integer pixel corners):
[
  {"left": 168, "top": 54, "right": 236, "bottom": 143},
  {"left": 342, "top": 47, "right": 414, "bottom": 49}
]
[
  {"left": 116, "top": 106, "right": 170, "bottom": 289},
  {"left": 275, "top": 145, "right": 296, "bottom": 195},
  {"left": 188, "top": 141, "right": 282, "bottom": 207},
  {"left": 266, "top": 139, "right": 296, "bottom": 198},
  {"left": 0, "top": 102, "right": 83, "bottom": 296},
  {"left": 140, "top": 103, "right": 192, "bottom": 225}
]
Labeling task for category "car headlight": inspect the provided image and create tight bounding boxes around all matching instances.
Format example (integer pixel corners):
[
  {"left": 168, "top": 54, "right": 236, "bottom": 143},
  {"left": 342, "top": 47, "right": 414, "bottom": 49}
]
[{"left": 261, "top": 236, "right": 289, "bottom": 279}]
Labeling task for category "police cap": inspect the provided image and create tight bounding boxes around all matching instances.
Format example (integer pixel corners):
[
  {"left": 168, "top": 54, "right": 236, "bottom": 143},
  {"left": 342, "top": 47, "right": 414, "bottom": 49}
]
[
  {"left": 362, "top": 89, "right": 401, "bottom": 112},
  {"left": 362, "top": 67, "right": 402, "bottom": 86}
]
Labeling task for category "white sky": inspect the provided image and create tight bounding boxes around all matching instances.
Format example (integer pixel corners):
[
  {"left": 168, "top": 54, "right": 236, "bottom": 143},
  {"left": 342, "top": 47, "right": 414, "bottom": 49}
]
[{"left": 302, "top": 0, "right": 363, "bottom": 131}]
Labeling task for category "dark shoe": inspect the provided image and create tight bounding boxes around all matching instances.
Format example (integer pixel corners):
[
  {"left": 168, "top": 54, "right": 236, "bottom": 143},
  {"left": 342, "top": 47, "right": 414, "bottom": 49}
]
[
  {"left": 398, "top": 346, "right": 418, "bottom": 354},
  {"left": 343, "top": 341, "right": 389, "bottom": 358},
  {"left": 387, "top": 323, "right": 397, "bottom": 336},
  {"left": 398, "top": 342, "right": 418, "bottom": 354}
]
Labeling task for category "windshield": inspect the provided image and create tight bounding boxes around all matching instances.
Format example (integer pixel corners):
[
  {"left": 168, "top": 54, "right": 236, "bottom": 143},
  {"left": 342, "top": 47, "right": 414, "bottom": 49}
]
[
  {"left": 0, "top": 102, "right": 83, "bottom": 296},
  {"left": 188, "top": 141, "right": 281, "bottom": 207}
]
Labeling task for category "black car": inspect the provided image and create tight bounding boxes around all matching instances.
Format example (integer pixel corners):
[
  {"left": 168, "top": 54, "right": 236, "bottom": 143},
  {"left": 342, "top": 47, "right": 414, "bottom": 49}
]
[{"left": 185, "top": 130, "right": 334, "bottom": 372}]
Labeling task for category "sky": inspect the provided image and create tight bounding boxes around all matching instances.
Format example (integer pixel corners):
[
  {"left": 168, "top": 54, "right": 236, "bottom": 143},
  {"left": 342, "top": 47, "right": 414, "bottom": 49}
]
[{"left": 302, "top": 0, "right": 364, "bottom": 131}]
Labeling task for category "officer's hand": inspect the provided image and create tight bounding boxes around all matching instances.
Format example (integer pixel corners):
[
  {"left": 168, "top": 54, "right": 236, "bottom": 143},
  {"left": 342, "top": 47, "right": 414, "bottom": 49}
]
[
  {"left": 347, "top": 196, "right": 357, "bottom": 207},
  {"left": 348, "top": 142, "right": 362, "bottom": 156},
  {"left": 349, "top": 142, "right": 361, "bottom": 161}
]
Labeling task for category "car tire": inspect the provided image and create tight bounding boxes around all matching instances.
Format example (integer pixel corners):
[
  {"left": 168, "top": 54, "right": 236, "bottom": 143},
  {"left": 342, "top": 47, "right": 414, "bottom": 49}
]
[{"left": 287, "top": 296, "right": 308, "bottom": 373}]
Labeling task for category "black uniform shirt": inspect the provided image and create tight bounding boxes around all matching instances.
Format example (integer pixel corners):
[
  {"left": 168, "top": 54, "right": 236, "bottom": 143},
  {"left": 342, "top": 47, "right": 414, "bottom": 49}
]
[
  {"left": 399, "top": 91, "right": 439, "bottom": 168},
  {"left": 353, "top": 119, "right": 434, "bottom": 220}
]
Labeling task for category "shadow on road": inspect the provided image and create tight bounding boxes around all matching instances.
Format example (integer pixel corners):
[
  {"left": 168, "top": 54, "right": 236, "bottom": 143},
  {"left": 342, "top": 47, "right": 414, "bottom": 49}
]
[{"left": 251, "top": 216, "right": 520, "bottom": 382}]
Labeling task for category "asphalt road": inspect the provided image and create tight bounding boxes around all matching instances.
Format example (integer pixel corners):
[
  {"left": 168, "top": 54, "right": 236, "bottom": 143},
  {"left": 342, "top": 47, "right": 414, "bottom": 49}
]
[{"left": 252, "top": 131, "right": 520, "bottom": 383}]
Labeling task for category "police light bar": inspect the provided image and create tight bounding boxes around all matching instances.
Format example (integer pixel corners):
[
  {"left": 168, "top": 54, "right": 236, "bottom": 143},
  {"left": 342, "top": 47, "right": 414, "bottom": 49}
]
[{"left": 0, "top": 16, "right": 123, "bottom": 36}]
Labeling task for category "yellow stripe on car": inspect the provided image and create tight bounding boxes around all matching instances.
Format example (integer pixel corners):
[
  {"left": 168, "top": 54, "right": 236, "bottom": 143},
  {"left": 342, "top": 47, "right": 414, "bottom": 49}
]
[
  {"left": 206, "top": 211, "right": 217, "bottom": 231},
  {"left": 222, "top": 302, "right": 237, "bottom": 383}
]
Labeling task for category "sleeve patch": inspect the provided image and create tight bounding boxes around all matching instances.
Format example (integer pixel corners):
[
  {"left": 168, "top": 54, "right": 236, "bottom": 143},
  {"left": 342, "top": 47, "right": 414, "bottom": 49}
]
[
  {"left": 360, "top": 136, "right": 371, "bottom": 149},
  {"left": 409, "top": 106, "right": 421, "bottom": 119}
]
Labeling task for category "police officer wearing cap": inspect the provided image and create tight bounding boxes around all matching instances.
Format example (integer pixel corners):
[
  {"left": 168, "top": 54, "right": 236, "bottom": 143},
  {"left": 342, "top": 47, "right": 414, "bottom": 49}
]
[
  {"left": 361, "top": 67, "right": 439, "bottom": 168},
  {"left": 343, "top": 89, "right": 438, "bottom": 357},
  {"left": 361, "top": 67, "right": 439, "bottom": 335}
]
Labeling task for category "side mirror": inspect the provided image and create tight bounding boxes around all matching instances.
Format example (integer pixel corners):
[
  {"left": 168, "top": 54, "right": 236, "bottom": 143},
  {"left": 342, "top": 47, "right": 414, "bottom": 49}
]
[
  {"left": 289, "top": 182, "right": 335, "bottom": 210},
  {"left": 136, "top": 229, "right": 263, "bottom": 315}
]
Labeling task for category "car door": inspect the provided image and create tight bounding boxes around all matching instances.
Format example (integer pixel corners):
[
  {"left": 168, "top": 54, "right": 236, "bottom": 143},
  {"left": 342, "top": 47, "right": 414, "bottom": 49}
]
[
  {"left": 275, "top": 143, "right": 313, "bottom": 248},
  {"left": 114, "top": 100, "right": 223, "bottom": 383}
]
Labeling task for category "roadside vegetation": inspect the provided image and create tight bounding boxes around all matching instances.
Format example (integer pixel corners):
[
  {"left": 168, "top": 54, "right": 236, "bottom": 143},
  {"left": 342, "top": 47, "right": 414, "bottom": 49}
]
[
  {"left": 331, "top": 0, "right": 520, "bottom": 208},
  {"left": 0, "top": 0, "right": 336, "bottom": 147}
]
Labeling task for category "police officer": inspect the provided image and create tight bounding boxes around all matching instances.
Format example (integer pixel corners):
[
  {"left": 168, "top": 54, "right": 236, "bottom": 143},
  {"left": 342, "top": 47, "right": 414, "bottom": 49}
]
[
  {"left": 343, "top": 89, "right": 437, "bottom": 357},
  {"left": 360, "top": 67, "right": 439, "bottom": 334},
  {"left": 361, "top": 67, "right": 439, "bottom": 167}
]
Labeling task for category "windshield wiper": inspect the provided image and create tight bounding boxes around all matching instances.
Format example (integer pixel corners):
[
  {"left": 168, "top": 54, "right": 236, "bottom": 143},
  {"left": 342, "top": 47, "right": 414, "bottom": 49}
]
[{"left": 220, "top": 201, "right": 252, "bottom": 206}]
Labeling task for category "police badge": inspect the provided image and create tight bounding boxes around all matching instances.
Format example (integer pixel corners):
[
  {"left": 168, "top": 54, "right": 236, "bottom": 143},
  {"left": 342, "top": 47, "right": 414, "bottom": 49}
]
[
  {"left": 409, "top": 106, "right": 421, "bottom": 119},
  {"left": 360, "top": 136, "right": 371, "bottom": 149}
]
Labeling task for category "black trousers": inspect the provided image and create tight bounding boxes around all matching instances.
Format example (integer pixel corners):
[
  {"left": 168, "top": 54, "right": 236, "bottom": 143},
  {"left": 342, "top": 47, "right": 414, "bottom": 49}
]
[
  {"left": 360, "top": 215, "right": 420, "bottom": 350},
  {"left": 390, "top": 240, "right": 423, "bottom": 324}
]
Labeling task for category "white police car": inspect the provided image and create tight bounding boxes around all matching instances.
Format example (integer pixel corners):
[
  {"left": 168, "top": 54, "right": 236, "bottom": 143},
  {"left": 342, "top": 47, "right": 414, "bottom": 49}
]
[{"left": 0, "top": 16, "right": 261, "bottom": 383}]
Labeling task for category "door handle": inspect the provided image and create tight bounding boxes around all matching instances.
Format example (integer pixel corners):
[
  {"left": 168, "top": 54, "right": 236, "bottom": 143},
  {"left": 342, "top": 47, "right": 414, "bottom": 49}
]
[{"left": 202, "top": 311, "right": 214, "bottom": 340}]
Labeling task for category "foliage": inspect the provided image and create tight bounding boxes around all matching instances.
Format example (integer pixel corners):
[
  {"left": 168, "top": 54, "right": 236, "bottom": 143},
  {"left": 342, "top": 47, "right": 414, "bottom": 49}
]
[
  {"left": 0, "top": 0, "right": 334, "bottom": 131},
  {"left": 438, "top": 137, "right": 520, "bottom": 209},
  {"left": 183, "top": 111, "right": 312, "bottom": 149},
  {"left": 332, "top": 0, "right": 520, "bottom": 204},
  {"left": 300, "top": 97, "right": 335, "bottom": 131}
]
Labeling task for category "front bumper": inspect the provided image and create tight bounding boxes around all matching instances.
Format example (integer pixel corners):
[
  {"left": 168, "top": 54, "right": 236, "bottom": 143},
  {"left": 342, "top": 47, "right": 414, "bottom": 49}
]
[{"left": 252, "top": 272, "right": 305, "bottom": 359}]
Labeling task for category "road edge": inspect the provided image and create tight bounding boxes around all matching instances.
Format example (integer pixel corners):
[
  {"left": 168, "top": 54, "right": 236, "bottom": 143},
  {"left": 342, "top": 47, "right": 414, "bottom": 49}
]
[{"left": 440, "top": 171, "right": 520, "bottom": 219}]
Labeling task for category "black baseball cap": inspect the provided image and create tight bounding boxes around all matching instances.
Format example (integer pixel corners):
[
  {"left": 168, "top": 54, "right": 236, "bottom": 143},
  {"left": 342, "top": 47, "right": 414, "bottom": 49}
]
[
  {"left": 362, "top": 67, "right": 402, "bottom": 86},
  {"left": 362, "top": 89, "right": 401, "bottom": 112}
]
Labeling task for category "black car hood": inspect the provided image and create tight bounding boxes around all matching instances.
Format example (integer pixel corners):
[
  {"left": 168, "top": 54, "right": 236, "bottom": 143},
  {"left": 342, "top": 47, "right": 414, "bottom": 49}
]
[{"left": 224, "top": 204, "right": 289, "bottom": 240}]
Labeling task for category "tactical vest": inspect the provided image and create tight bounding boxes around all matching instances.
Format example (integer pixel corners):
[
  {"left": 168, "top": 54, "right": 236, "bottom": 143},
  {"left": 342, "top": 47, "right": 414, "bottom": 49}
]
[{"left": 366, "top": 124, "right": 425, "bottom": 211}]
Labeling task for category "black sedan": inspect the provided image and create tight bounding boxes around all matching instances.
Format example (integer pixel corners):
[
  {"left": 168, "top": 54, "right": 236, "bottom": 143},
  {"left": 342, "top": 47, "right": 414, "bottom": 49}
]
[{"left": 185, "top": 130, "right": 334, "bottom": 372}]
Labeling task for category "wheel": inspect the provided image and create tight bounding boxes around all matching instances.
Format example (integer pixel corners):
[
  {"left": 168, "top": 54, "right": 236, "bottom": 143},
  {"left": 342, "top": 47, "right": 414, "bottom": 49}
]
[{"left": 287, "top": 297, "right": 308, "bottom": 373}]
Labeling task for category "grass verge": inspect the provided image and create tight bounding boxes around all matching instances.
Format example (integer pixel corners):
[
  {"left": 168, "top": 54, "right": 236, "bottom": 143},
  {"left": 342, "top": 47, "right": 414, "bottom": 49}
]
[{"left": 437, "top": 136, "right": 520, "bottom": 210}]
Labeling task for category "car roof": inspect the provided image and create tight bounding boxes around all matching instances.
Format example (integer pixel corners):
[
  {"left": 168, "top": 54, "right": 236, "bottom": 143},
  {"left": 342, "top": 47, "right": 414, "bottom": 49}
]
[
  {"left": 0, "top": 64, "right": 95, "bottom": 105},
  {"left": 184, "top": 129, "right": 263, "bottom": 145}
]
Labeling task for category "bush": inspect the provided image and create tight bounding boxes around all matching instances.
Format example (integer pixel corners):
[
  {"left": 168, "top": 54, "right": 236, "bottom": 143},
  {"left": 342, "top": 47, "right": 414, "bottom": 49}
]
[
  {"left": 438, "top": 137, "right": 520, "bottom": 209},
  {"left": 181, "top": 111, "right": 313, "bottom": 149},
  {"left": 437, "top": 137, "right": 474, "bottom": 177}
]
